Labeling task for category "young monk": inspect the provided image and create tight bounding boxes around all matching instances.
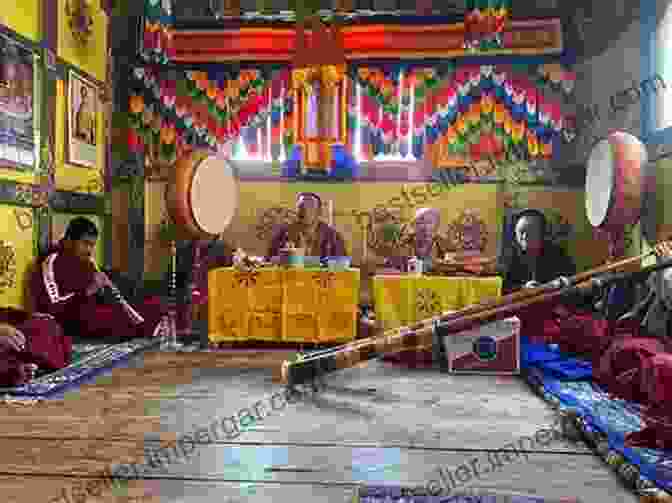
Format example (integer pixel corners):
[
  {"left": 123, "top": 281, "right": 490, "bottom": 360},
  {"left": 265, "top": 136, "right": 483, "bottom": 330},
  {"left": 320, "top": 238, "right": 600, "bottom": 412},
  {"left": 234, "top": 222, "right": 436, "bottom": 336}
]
[{"left": 32, "top": 217, "right": 165, "bottom": 340}]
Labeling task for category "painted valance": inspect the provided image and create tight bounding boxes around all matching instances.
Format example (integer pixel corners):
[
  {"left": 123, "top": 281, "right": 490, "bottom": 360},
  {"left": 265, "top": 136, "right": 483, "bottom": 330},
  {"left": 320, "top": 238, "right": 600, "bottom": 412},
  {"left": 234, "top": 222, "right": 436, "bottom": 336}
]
[
  {"left": 350, "top": 62, "right": 577, "bottom": 161},
  {"left": 127, "top": 61, "right": 577, "bottom": 165},
  {"left": 141, "top": 0, "right": 174, "bottom": 64},
  {"left": 128, "top": 67, "right": 295, "bottom": 161}
]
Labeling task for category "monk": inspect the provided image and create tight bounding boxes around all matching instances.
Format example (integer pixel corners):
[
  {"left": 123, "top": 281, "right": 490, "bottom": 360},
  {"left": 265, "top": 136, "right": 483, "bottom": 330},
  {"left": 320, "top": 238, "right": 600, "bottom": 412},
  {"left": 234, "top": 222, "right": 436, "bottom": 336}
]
[
  {"left": 598, "top": 266, "right": 672, "bottom": 449},
  {"left": 267, "top": 192, "right": 347, "bottom": 259},
  {"left": 32, "top": 217, "right": 165, "bottom": 340},
  {"left": 501, "top": 209, "right": 576, "bottom": 293},
  {"left": 0, "top": 312, "right": 71, "bottom": 386},
  {"left": 379, "top": 207, "right": 446, "bottom": 272},
  {"left": 496, "top": 209, "right": 598, "bottom": 345}
]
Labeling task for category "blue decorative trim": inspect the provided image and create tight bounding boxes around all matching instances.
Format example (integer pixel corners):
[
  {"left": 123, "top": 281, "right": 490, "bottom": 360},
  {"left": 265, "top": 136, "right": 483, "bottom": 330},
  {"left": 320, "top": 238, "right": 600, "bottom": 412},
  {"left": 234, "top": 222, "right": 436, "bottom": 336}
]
[
  {"left": 641, "top": 0, "right": 657, "bottom": 141},
  {"left": 641, "top": 0, "right": 672, "bottom": 146}
]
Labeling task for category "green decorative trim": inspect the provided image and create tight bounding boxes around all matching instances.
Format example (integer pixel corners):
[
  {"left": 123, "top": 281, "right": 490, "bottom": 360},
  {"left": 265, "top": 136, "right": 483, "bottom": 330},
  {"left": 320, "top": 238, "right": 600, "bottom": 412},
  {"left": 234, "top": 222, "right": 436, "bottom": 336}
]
[
  {"left": 34, "top": 206, "right": 51, "bottom": 255},
  {"left": 103, "top": 213, "right": 113, "bottom": 269},
  {"left": 53, "top": 58, "right": 104, "bottom": 88},
  {"left": 50, "top": 189, "right": 105, "bottom": 214}
]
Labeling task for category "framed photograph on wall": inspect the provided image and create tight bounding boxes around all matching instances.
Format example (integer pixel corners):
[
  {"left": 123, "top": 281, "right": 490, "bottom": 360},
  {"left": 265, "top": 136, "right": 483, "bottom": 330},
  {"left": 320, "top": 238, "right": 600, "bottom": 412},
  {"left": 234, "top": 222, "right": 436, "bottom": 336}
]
[
  {"left": 0, "top": 37, "right": 35, "bottom": 170},
  {"left": 67, "top": 70, "right": 98, "bottom": 168}
]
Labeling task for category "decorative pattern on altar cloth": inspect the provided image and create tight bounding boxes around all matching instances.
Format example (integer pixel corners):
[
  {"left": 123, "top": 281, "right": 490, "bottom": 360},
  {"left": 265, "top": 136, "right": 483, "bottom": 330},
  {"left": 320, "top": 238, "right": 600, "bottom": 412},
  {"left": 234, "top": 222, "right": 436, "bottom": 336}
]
[
  {"left": 209, "top": 267, "right": 359, "bottom": 343},
  {"left": 372, "top": 275, "right": 502, "bottom": 330}
]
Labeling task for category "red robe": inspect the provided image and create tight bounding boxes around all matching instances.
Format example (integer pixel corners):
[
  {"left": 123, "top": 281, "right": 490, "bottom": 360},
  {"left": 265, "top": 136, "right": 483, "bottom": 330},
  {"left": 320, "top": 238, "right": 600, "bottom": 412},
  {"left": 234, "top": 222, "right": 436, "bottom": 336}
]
[
  {"left": 0, "top": 313, "right": 71, "bottom": 387},
  {"left": 525, "top": 302, "right": 672, "bottom": 449},
  {"left": 32, "top": 248, "right": 165, "bottom": 340}
]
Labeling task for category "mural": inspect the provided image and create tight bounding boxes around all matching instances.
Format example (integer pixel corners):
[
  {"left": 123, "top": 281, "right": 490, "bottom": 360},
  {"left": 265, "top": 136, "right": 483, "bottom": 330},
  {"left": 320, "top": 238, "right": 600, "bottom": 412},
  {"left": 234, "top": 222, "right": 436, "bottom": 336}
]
[{"left": 0, "top": 38, "right": 34, "bottom": 169}]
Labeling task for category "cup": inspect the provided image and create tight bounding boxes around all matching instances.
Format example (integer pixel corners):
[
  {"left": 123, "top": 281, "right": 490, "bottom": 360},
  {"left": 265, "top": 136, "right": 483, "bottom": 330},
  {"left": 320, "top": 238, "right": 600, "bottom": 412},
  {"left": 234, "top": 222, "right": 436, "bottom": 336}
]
[{"left": 327, "top": 256, "right": 351, "bottom": 271}]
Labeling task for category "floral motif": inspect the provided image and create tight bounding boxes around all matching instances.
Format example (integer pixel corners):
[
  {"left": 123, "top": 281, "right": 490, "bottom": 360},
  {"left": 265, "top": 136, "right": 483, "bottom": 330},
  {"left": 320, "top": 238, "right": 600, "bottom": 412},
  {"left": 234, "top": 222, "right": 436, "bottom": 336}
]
[
  {"left": 415, "top": 288, "right": 441, "bottom": 318},
  {"left": 13, "top": 209, "right": 32, "bottom": 231},
  {"left": 233, "top": 270, "right": 259, "bottom": 287},
  {"left": 443, "top": 210, "right": 488, "bottom": 252},
  {"left": 65, "top": 0, "right": 94, "bottom": 46},
  {"left": 14, "top": 184, "right": 33, "bottom": 205},
  {"left": 312, "top": 272, "right": 336, "bottom": 290},
  {"left": 0, "top": 241, "right": 17, "bottom": 294},
  {"left": 255, "top": 207, "right": 298, "bottom": 242}
]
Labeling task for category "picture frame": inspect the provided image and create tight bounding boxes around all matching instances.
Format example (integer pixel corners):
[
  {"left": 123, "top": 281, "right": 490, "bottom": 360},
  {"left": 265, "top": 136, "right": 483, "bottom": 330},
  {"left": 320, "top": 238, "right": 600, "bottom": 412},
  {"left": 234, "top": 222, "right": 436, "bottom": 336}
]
[
  {"left": 0, "top": 36, "right": 36, "bottom": 170},
  {"left": 67, "top": 70, "right": 99, "bottom": 168}
]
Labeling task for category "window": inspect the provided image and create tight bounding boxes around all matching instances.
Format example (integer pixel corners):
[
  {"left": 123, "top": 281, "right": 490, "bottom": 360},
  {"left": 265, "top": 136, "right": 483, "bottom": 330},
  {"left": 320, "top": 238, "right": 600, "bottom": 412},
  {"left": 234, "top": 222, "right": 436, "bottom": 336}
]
[
  {"left": 231, "top": 78, "right": 417, "bottom": 163},
  {"left": 655, "top": 0, "right": 672, "bottom": 131}
]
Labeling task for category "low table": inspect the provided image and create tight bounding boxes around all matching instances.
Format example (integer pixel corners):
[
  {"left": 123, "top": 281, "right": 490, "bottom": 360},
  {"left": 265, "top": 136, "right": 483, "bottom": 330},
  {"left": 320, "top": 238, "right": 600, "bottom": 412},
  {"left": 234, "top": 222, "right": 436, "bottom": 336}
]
[
  {"left": 208, "top": 267, "right": 360, "bottom": 344},
  {"left": 371, "top": 274, "right": 503, "bottom": 330}
]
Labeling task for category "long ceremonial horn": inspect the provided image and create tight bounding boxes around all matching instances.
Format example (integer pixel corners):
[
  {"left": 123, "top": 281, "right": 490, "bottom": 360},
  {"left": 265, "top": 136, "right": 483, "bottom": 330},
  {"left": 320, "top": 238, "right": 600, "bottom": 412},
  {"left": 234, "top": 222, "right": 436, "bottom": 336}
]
[
  {"left": 281, "top": 240, "right": 672, "bottom": 388},
  {"left": 91, "top": 259, "right": 144, "bottom": 325},
  {"left": 438, "top": 244, "right": 664, "bottom": 324}
]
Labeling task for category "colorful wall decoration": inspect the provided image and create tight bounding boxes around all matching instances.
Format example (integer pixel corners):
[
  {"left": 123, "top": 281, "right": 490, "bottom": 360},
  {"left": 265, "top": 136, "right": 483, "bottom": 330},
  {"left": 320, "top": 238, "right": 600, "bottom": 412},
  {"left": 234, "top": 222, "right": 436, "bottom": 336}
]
[
  {"left": 351, "top": 63, "right": 577, "bottom": 162},
  {"left": 129, "top": 61, "right": 577, "bottom": 168},
  {"left": 128, "top": 67, "right": 294, "bottom": 163},
  {"left": 141, "top": 0, "right": 174, "bottom": 64}
]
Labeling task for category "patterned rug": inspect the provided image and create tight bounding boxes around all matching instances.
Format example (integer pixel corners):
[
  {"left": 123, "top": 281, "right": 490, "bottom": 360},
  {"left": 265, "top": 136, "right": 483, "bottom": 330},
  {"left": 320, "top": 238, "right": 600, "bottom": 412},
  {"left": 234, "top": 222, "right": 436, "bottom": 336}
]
[
  {"left": 521, "top": 338, "right": 672, "bottom": 502},
  {"left": 0, "top": 337, "right": 162, "bottom": 399},
  {"left": 353, "top": 485, "right": 571, "bottom": 502}
]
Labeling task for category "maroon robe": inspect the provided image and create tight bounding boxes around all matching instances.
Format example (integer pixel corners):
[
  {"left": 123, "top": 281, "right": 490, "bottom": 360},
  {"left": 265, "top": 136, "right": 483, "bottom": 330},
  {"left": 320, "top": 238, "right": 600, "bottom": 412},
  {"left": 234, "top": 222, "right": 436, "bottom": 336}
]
[
  {"left": 32, "top": 247, "right": 165, "bottom": 339},
  {"left": 522, "top": 302, "right": 672, "bottom": 449},
  {"left": 267, "top": 222, "right": 346, "bottom": 259},
  {"left": 0, "top": 313, "right": 71, "bottom": 387}
]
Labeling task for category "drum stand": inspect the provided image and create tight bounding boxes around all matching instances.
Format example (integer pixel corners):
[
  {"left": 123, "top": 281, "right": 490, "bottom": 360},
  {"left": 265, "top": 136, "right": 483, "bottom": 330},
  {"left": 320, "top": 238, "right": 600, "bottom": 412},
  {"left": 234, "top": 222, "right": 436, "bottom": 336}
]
[{"left": 162, "top": 240, "right": 184, "bottom": 350}]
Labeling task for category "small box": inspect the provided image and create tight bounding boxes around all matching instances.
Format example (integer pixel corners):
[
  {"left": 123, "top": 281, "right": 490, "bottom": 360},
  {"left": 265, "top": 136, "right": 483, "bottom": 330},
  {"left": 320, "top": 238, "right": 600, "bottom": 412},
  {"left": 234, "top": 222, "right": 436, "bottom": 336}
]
[{"left": 445, "top": 316, "right": 520, "bottom": 374}]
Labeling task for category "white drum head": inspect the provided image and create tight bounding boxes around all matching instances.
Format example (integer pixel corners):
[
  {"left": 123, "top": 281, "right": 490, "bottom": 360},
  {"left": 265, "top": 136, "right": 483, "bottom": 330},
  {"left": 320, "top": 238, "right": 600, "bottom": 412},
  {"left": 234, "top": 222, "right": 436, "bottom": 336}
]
[
  {"left": 585, "top": 138, "right": 614, "bottom": 227},
  {"left": 190, "top": 156, "right": 238, "bottom": 235}
]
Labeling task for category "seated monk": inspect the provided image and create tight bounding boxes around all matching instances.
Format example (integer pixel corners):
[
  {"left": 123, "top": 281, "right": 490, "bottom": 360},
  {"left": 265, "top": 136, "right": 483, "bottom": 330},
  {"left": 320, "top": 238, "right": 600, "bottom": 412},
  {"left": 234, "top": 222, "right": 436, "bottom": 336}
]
[
  {"left": 32, "top": 217, "right": 165, "bottom": 340},
  {"left": 267, "top": 192, "right": 346, "bottom": 259},
  {"left": 497, "top": 209, "right": 588, "bottom": 343},
  {"left": 501, "top": 209, "right": 576, "bottom": 293},
  {"left": 0, "top": 312, "right": 71, "bottom": 386},
  {"left": 599, "top": 266, "right": 672, "bottom": 449},
  {"left": 382, "top": 207, "right": 446, "bottom": 272}
]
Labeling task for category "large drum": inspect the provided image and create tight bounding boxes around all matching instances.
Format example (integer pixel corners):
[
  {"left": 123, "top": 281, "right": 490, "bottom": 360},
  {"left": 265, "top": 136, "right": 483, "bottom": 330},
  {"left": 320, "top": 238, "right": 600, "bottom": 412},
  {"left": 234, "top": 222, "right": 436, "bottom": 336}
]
[
  {"left": 585, "top": 131, "right": 647, "bottom": 230},
  {"left": 166, "top": 151, "right": 239, "bottom": 239}
]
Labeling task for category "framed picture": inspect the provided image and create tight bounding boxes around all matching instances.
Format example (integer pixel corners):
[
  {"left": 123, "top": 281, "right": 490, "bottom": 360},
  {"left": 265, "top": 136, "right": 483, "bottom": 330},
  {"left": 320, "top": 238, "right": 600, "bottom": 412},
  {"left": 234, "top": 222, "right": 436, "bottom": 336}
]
[
  {"left": 67, "top": 70, "right": 99, "bottom": 168},
  {"left": 0, "top": 37, "right": 35, "bottom": 170}
]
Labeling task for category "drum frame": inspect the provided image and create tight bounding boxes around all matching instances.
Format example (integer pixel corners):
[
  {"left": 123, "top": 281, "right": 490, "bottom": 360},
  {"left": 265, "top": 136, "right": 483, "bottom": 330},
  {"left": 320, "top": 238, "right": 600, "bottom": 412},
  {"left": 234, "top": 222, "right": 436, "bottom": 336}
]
[
  {"left": 165, "top": 151, "right": 237, "bottom": 240},
  {"left": 586, "top": 132, "right": 644, "bottom": 231}
]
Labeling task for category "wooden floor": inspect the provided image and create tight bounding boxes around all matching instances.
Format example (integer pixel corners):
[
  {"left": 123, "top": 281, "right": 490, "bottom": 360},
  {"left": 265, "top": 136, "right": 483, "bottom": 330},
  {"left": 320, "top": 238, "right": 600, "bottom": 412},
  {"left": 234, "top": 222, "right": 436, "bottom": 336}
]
[{"left": 0, "top": 350, "right": 641, "bottom": 503}]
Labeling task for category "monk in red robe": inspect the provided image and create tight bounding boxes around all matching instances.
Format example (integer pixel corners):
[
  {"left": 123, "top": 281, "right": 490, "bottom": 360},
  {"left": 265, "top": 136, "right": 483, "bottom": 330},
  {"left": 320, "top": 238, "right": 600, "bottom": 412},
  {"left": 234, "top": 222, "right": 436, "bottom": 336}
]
[
  {"left": 32, "top": 217, "right": 165, "bottom": 340},
  {"left": 0, "top": 312, "right": 71, "bottom": 386},
  {"left": 267, "top": 192, "right": 346, "bottom": 259}
]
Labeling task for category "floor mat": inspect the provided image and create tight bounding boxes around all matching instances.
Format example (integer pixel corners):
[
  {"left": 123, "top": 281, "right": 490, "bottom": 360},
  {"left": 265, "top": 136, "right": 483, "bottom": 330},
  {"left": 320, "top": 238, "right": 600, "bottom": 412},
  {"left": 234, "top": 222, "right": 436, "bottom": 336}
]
[
  {"left": 354, "top": 485, "right": 568, "bottom": 502},
  {"left": 0, "top": 337, "right": 162, "bottom": 398},
  {"left": 521, "top": 339, "right": 672, "bottom": 500}
]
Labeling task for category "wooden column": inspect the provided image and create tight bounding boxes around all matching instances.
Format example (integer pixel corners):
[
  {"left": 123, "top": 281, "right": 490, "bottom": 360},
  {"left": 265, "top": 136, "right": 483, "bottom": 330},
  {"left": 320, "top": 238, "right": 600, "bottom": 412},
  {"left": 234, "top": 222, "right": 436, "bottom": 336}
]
[
  {"left": 109, "top": 8, "right": 145, "bottom": 284},
  {"left": 35, "top": 0, "right": 59, "bottom": 255}
]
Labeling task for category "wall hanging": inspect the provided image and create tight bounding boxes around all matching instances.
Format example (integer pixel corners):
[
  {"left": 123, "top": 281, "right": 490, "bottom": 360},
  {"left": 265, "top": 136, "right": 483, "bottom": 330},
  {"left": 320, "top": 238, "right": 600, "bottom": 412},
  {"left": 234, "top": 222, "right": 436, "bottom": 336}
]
[{"left": 67, "top": 70, "right": 100, "bottom": 168}]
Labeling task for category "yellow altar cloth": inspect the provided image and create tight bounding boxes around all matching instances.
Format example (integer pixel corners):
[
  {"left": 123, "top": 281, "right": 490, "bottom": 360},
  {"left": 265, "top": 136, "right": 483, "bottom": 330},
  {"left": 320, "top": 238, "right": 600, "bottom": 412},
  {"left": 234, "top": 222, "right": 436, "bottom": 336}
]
[
  {"left": 372, "top": 275, "right": 503, "bottom": 330},
  {"left": 208, "top": 267, "right": 360, "bottom": 344}
]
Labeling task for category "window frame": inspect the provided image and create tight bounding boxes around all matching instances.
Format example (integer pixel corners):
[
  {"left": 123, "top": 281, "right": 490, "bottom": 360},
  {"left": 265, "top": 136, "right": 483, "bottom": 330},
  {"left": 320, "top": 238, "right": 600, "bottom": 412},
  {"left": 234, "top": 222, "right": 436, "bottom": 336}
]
[{"left": 641, "top": 0, "right": 672, "bottom": 146}]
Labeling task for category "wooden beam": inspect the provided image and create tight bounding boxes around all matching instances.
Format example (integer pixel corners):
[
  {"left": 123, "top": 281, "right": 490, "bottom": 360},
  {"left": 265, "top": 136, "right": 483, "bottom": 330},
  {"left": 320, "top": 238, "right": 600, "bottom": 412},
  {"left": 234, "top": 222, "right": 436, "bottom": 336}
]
[{"left": 170, "top": 18, "right": 563, "bottom": 62}]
